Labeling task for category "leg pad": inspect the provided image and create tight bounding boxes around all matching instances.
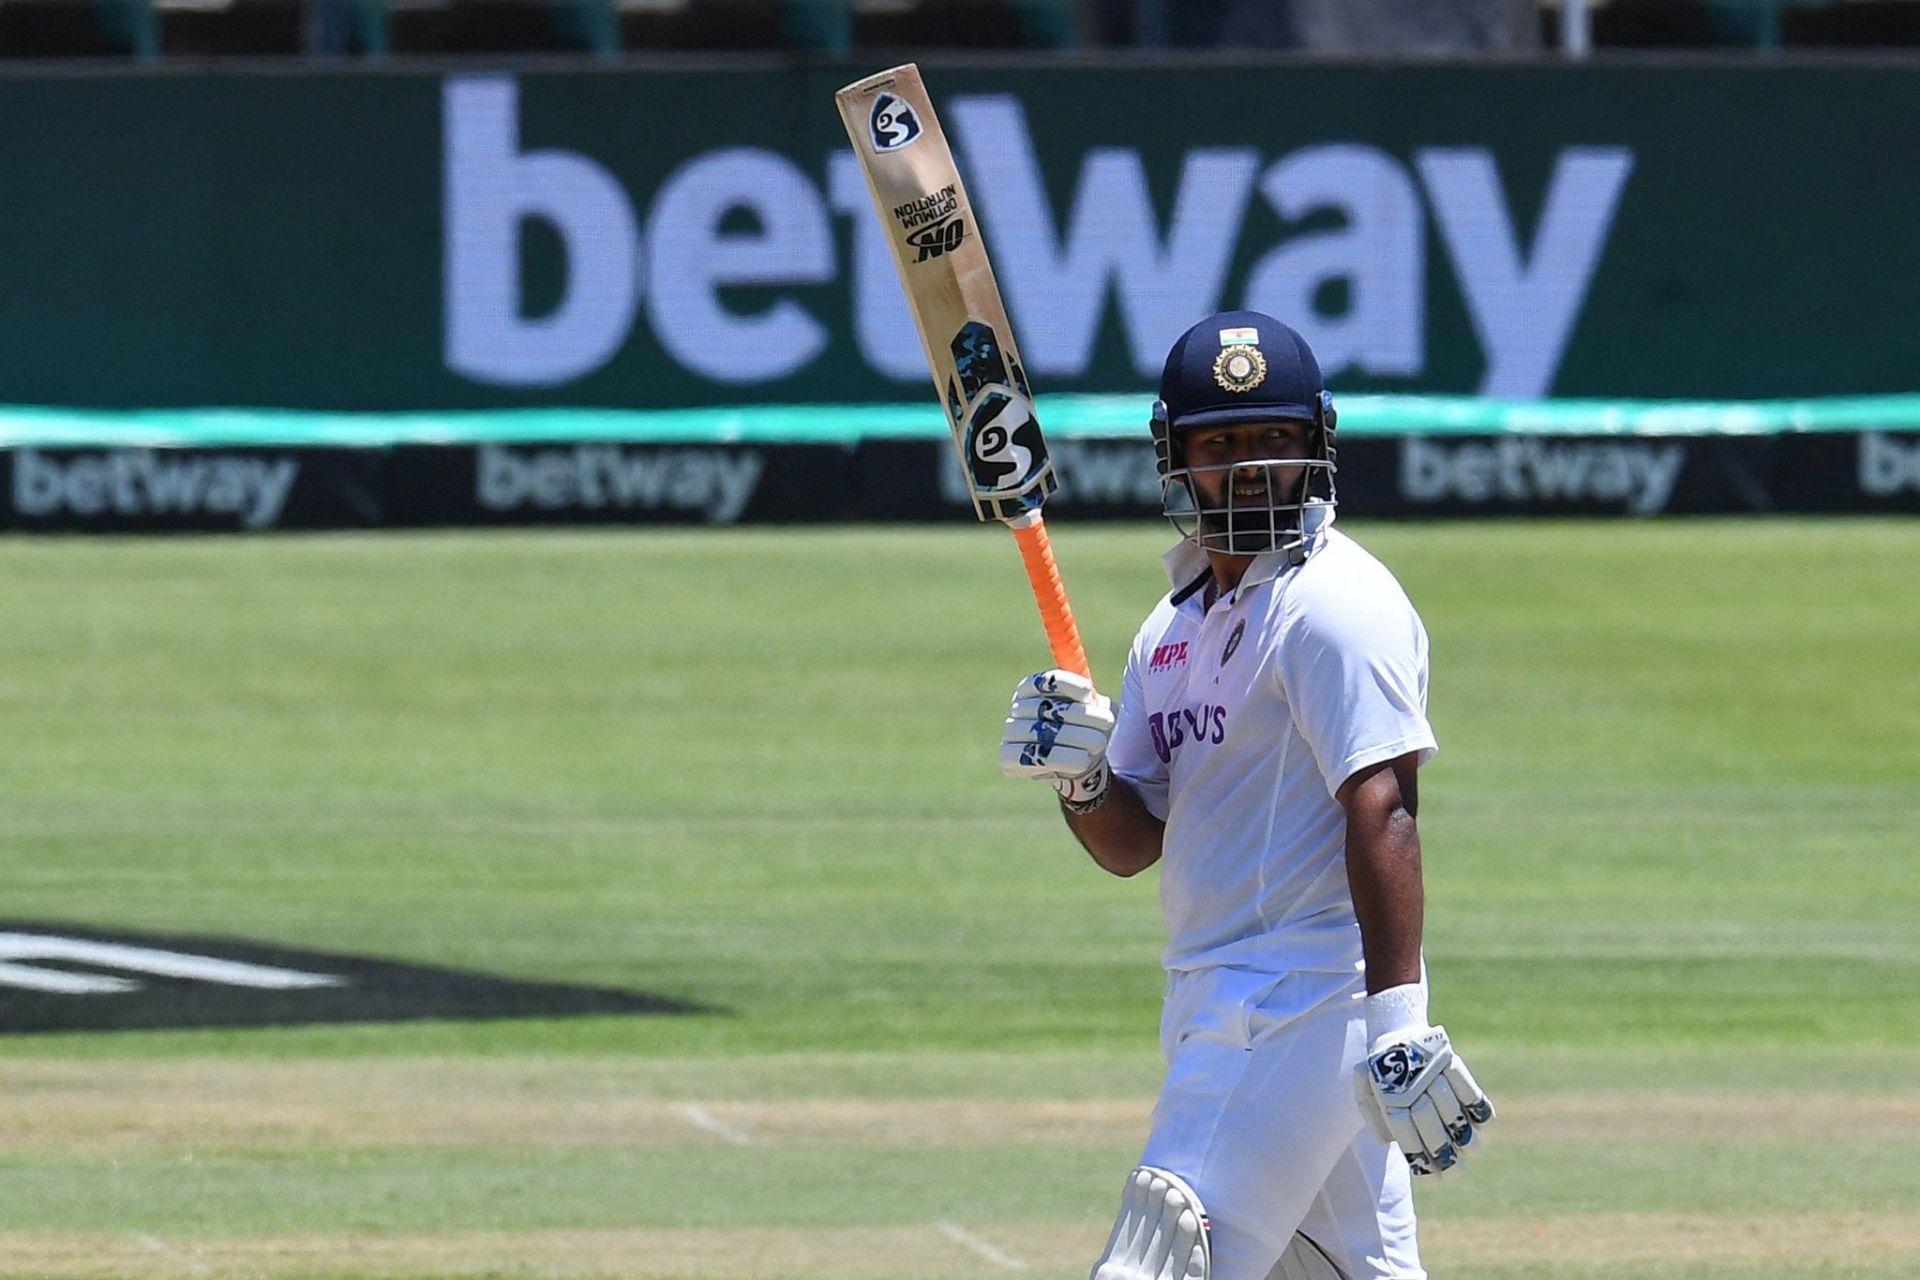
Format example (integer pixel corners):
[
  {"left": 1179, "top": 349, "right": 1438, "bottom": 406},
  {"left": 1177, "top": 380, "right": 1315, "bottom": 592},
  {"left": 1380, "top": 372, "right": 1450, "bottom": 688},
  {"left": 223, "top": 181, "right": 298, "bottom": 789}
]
[{"left": 1090, "top": 1165, "right": 1211, "bottom": 1280}]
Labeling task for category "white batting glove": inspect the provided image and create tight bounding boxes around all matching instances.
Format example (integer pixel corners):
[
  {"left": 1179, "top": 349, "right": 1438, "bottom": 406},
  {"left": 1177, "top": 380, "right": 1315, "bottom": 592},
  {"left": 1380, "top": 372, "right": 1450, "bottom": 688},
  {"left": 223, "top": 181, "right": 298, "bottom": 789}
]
[
  {"left": 1354, "top": 986, "right": 1495, "bottom": 1177},
  {"left": 998, "top": 670, "right": 1115, "bottom": 811}
]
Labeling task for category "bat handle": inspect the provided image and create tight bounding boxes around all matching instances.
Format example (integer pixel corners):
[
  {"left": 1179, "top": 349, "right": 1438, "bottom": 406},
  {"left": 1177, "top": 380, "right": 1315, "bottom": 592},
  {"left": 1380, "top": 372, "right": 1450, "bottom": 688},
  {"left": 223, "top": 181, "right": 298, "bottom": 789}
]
[{"left": 1006, "top": 511, "right": 1091, "bottom": 682}]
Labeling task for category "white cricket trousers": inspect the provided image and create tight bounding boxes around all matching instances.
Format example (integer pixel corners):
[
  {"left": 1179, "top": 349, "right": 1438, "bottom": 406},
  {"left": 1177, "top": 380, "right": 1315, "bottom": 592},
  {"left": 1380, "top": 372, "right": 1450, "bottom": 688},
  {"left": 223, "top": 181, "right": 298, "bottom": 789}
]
[{"left": 1138, "top": 966, "right": 1424, "bottom": 1280}]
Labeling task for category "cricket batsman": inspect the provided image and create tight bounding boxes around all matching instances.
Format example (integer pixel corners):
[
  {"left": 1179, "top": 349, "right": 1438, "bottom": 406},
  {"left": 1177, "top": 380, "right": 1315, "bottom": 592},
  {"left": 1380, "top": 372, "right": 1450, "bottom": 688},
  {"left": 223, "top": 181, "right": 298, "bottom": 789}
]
[{"left": 1000, "top": 311, "right": 1495, "bottom": 1280}]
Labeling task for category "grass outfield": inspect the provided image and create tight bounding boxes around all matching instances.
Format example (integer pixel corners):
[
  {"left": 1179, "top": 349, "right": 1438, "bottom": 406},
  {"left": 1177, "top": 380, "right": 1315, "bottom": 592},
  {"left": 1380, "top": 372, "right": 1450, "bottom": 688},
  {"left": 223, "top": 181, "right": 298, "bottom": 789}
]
[{"left": 0, "top": 519, "right": 1914, "bottom": 1278}]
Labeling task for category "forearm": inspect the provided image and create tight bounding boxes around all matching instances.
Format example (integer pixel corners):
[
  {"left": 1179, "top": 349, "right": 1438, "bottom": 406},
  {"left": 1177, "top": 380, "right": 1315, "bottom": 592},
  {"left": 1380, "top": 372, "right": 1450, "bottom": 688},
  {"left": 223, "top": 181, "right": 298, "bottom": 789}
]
[
  {"left": 1061, "top": 774, "right": 1164, "bottom": 878},
  {"left": 1339, "top": 757, "right": 1425, "bottom": 993},
  {"left": 1348, "top": 766, "right": 1498, "bottom": 1173},
  {"left": 1348, "top": 818, "right": 1424, "bottom": 992}
]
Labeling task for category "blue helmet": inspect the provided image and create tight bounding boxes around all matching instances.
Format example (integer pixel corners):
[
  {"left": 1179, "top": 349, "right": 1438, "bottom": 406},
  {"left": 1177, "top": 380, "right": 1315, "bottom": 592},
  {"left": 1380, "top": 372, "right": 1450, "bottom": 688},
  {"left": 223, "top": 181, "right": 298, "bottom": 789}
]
[{"left": 1150, "top": 310, "right": 1338, "bottom": 562}]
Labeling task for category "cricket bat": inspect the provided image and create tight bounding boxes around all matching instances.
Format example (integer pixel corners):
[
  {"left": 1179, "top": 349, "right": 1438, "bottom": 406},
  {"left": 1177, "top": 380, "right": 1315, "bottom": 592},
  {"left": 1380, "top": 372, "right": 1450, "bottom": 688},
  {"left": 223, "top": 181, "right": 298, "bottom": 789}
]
[{"left": 835, "top": 64, "right": 1091, "bottom": 681}]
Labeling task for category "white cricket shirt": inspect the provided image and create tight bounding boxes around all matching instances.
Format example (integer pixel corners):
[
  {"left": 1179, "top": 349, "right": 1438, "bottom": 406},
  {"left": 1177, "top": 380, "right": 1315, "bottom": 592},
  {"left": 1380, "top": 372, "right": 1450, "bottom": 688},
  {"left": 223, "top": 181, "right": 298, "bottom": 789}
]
[{"left": 1107, "top": 512, "right": 1437, "bottom": 976}]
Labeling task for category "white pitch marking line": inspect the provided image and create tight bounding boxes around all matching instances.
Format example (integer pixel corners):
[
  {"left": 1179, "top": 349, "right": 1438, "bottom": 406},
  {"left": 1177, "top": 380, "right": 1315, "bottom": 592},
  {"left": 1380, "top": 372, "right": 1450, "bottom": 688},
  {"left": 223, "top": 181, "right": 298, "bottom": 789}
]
[
  {"left": 938, "top": 1220, "right": 1029, "bottom": 1271},
  {"left": 129, "top": 1233, "right": 211, "bottom": 1274},
  {"left": 679, "top": 1103, "right": 754, "bottom": 1146}
]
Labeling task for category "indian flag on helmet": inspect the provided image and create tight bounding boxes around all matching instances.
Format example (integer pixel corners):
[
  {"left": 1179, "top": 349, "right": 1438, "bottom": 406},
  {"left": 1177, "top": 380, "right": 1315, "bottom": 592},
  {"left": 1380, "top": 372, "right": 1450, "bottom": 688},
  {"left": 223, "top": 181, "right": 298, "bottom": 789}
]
[{"left": 1218, "top": 327, "right": 1260, "bottom": 346}]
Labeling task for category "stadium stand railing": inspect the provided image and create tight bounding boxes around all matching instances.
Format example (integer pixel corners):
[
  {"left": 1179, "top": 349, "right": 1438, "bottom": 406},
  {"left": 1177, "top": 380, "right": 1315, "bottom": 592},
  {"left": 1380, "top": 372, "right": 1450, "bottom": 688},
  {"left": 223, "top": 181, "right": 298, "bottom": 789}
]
[{"left": 1, "top": 0, "right": 1916, "bottom": 59}]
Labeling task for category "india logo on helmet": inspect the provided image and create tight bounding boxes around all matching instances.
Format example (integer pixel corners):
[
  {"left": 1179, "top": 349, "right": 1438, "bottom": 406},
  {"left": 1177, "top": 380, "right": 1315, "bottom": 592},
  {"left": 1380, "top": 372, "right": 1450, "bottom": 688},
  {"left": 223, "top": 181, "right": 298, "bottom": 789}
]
[{"left": 1213, "top": 344, "right": 1267, "bottom": 393}]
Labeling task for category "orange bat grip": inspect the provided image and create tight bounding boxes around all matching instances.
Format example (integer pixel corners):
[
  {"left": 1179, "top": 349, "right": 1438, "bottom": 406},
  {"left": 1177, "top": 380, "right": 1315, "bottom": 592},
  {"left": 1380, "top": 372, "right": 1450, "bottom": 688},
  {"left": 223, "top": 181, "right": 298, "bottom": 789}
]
[{"left": 1008, "top": 515, "right": 1091, "bottom": 681}]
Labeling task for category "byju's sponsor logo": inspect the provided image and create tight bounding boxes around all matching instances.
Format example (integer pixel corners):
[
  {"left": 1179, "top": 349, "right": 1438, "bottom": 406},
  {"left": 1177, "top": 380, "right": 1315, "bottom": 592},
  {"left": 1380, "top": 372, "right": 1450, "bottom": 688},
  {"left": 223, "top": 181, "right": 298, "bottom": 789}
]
[
  {"left": 1147, "top": 703, "right": 1228, "bottom": 763},
  {"left": 476, "top": 444, "right": 764, "bottom": 523},
  {"left": 0, "top": 923, "right": 710, "bottom": 1034},
  {"left": 1399, "top": 437, "right": 1683, "bottom": 514},
  {"left": 10, "top": 448, "right": 298, "bottom": 529},
  {"left": 1859, "top": 432, "right": 1920, "bottom": 496}
]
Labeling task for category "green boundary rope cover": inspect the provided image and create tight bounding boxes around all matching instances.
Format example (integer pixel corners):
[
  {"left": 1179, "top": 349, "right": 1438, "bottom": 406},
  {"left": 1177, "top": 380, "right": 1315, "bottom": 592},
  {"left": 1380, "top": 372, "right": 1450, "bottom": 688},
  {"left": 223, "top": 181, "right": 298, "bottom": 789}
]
[{"left": 0, "top": 394, "right": 1916, "bottom": 449}]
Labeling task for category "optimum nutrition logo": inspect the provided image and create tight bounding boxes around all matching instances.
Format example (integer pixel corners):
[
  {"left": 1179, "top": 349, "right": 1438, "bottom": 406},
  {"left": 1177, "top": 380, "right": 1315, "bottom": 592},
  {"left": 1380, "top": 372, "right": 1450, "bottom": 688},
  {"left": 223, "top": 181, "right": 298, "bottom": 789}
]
[
  {"left": 893, "top": 185, "right": 966, "bottom": 263},
  {"left": 907, "top": 214, "right": 967, "bottom": 263},
  {"left": 892, "top": 184, "right": 958, "bottom": 230}
]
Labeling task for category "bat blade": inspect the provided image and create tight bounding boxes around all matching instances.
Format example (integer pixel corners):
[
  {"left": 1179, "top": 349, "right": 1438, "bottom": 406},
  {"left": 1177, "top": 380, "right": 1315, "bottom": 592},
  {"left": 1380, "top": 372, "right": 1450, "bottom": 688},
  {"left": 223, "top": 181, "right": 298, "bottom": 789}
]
[{"left": 835, "top": 64, "right": 1059, "bottom": 526}]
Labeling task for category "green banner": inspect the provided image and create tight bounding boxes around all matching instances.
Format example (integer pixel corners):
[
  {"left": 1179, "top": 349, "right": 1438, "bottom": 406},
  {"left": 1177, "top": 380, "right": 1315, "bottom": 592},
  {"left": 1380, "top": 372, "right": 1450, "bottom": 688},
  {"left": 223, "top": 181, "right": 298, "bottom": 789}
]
[{"left": 1, "top": 63, "right": 1915, "bottom": 410}]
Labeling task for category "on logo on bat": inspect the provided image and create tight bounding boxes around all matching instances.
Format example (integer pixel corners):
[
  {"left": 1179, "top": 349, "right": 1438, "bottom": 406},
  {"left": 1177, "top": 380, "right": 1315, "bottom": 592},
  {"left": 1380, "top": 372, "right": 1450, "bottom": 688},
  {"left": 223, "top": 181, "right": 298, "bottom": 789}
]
[{"left": 907, "top": 214, "right": 967, "bottom": 263}]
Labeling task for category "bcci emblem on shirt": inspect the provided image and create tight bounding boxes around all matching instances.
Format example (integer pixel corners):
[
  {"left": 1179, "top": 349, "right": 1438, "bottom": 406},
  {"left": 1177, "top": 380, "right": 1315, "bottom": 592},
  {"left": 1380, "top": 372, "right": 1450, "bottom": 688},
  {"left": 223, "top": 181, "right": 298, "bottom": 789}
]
[{"left": 1221, "top": 619, "right": 1247, "bottom": 666}]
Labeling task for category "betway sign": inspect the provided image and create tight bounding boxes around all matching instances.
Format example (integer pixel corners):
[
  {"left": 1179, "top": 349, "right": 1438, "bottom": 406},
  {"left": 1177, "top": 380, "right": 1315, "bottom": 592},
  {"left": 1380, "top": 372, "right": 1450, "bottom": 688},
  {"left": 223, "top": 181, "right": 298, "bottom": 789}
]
[{"left": 442, "top": 76, "right": 1634, "bottom": 399}]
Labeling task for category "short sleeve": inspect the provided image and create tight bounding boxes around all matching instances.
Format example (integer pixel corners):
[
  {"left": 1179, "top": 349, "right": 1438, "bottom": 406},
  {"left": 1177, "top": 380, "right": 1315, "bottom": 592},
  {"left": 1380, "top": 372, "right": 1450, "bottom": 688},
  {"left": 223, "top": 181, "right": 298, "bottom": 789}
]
[
  {"left": 1107, "top": 631, "right": 1171, "bottom": 821},
  {"left": 1275, "top": 574, "right": 1437, "bottom": 798}
]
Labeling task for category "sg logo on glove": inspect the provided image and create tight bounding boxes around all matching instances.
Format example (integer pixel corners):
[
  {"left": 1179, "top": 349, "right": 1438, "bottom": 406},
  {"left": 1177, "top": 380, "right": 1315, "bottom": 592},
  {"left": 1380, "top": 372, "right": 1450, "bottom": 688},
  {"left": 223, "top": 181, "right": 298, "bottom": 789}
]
[
  {"left": 1367, "top": 1041, "right": 1427, "bottom": 1093},
  {"left": 1356, "top": 1025, "right": 1496, "bottom": 1177}
]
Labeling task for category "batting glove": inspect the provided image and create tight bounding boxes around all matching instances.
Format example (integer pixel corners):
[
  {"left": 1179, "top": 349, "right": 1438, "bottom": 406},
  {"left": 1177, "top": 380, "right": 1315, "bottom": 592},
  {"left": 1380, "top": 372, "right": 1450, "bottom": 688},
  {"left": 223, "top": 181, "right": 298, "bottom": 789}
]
[
  {"left": 999, "top": 669, "right": 1115, "bottom": 811},
  {"left": 1354, "top": 986, "right": 1495, "bottom": 1177}
]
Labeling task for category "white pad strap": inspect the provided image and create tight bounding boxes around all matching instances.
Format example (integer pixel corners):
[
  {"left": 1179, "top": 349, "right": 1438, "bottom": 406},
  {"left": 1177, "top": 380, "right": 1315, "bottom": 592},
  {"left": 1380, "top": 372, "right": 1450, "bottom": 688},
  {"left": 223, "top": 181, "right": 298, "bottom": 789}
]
[{"left": 1091, "top": 1166, "right": 1210, "bottom": 1280}]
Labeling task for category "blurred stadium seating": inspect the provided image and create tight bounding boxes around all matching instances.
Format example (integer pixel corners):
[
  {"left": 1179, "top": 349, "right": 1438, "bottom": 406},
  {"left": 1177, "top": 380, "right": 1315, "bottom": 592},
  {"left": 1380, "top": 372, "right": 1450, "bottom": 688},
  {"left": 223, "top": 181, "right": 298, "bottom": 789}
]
[
  {"left": 0, "top": 0, "right": 1915, "bottom": 58},
  {"left": 1572, "top": 0, "right": 1920, "bottom": 49},
  {"left": 0, "top": 0, "right": 1080, "bottom": 56}
]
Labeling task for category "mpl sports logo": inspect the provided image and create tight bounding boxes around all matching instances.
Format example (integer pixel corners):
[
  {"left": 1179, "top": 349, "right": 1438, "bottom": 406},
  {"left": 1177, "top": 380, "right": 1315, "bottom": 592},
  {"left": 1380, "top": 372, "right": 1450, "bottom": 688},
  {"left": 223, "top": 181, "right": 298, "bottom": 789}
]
[{"left": 1149, "top": 641, "right": 1190, "bottom": 673}]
